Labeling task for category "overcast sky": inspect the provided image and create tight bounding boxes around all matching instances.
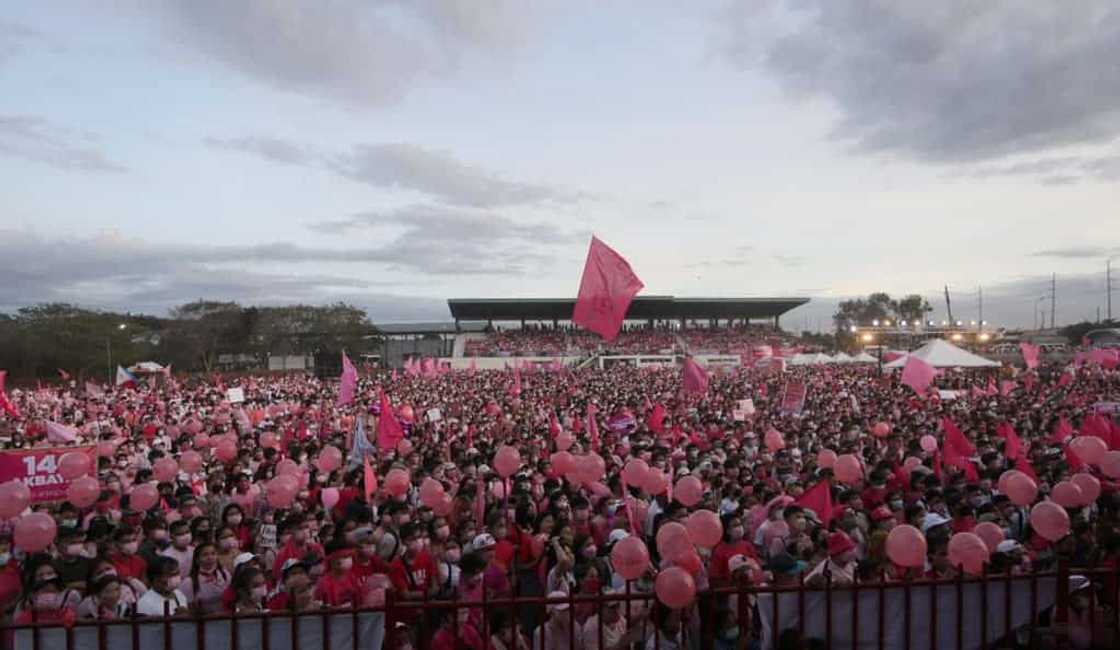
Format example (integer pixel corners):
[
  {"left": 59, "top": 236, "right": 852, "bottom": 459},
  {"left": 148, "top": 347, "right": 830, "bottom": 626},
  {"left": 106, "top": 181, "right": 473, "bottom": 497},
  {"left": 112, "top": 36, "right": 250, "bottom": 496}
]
[{"left": 1, "top": 1, "right": 1118, "bottom": 330}]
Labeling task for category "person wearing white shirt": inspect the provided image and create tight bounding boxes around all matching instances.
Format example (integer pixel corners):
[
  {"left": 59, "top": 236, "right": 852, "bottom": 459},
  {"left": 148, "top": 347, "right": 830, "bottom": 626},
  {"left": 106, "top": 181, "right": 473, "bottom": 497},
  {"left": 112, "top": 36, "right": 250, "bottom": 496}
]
[{"left": 135, "top": 557, "right": 188, "bottom": 617}]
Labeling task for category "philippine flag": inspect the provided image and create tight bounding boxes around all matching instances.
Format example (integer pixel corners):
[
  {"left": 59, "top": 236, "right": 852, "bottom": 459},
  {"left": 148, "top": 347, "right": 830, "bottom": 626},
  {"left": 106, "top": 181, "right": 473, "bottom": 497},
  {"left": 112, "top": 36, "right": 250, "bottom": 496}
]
[{"left": 115, "top": 365, "right": 137, "bottom": 388}]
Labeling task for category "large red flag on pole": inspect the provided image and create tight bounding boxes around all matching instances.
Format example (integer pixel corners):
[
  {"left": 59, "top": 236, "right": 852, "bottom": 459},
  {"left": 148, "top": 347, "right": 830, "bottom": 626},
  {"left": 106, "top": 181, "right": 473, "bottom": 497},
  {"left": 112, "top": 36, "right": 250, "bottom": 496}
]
[
  {"left": 376, "top": 390, "right": 405, "bottom": 451},
  {"left": 681, "top": 357, "right": 710, "bottom": 395},
  {"left": 572, "top": 236, "right": 644, "bottom": 342},
  {"left": 337, "top": 352, "right": 358, "bottom": 407},
  {"left": 794, "top": 481, "right": 833, "bottom": 528}
]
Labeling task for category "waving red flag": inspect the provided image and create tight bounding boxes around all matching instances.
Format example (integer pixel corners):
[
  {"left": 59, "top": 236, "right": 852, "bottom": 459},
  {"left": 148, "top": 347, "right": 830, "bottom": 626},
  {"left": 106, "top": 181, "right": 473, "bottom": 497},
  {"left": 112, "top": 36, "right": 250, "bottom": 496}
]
[
  {"left": 942, "top": 417, "right": 977, "bottom": 456},
  {"left": 376, "top": 390, "right": 405, "bottom": 451},
  {"left": 900, "top": 356, "right": 937, "bottom": 396},
  {"left": 0, "top": 371, "right": 20, "bottom": 419},
  {"left": 572, "top": 236, "right": 644, "bottom": 341},
  {"left": 681, "top": 357, "right": 709, "bottom": 395},
  {"left": 794, "top": 480, "right": 833, "bottom": 528},
  {"left": 1020, "top": 342, "right": 1041, "bottom": 369},
  {"left": 996, "top": 422, "right": 1024, "bottom": 461},
  {"left": 1051, "top": 417, "right": 1074, "bottom": 444},
  {"left": 337, "top": 352, "right": 358, "bottom": 407},
  {"left": 647, "top": 403, "right": 667, "bottom": 435}
]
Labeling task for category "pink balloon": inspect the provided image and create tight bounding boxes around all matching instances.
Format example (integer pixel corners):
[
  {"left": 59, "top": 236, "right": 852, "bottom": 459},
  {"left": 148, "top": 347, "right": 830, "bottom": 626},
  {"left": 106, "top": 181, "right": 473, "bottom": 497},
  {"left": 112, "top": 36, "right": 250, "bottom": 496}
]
[
  {"left": 0, "top": 481, "right": 29, "bottom": 519},
  {"left": 1070, "top": 436, "right": 1108, "bottom": 466},
  {"left": 655, "top": 521, "right": 691, "bottom": 562},
  {"left": 974, "top": 522, "right": 1004, "bottom": 553},
  {"left": 903, "top": 456, "right": 922, "bottom": 471},
  {"left": 550, "top": 451, "right": 574, "bottom": 476},
  {"left": 885, "top": 524, "right": 926, "bottom": 568},
  {"left": 14, "top": 512, "right": 57, "bottom": 552},
  {"left": 643, "top": 468, "right": 669, "bottom": 495},
  {"left": 1101, "top": 451, "right": 1120, "bottom": 479},
  {"left": 179, "top": 451, "right": 203, "bottom": 475},
  {"left": 1071, "top": 474, "right": 1101, "bottom": 505},
  {"left": 622, "top": 459, "right": 650, "bottom": 487},
  {"left": 555, "top": 432, "right": 574, "bottom": 451},
  {"left": 420, "top": 477, "right": 445, "bottom": 504},
  {"left": 948, "top": 532, "right": 989, "bottom": 575},
  {"left": 1031, "top": 501, "right": 1071, "bottom": 542},
  {"left": 684, "top": 510, "right": 723, "bottom": 548},
  {"left": 396, "top": 439, "right": 413, "bottom": 456},
  {"left": 654, "top": 567, "right": 696, "bottom": 609},
  {"left": 920, "top": 435, "right": 938, "bottom": 453},
  {"left": 267, "top": 475, "right": 299, "bottom": 508},
  {"left": 764, "top": 428, "right": 785, "bottom": 452},
  {"left": 399, "top": 405, "right": 415, "bottom": 423},
  {"left": 1050, "top": 481, "right": 1083, "bottom": 509},
  {"left": 320, "top": 487, "right": 340, "bottom": 510},
  {"left": 873, "top": 422, "right": 891, "bottom": 437},
  {"left": 276, "top": 459, "right": 300, "bottom": 477},
  {"left": 674, "top": 476, "right": 703, "bottom": 507},
  {"left": 68, "top": 476, "right": 100, "bottom": 508},
  {"left": 214, "top": 439, "right": 237, "bottom": 463},
  {"left": 432, "top": 492, "right": 454, "bottom": 517},
  {"left": 58, "top": 451, "right": 92, "bottom": 480},
  {"left": 1005, "top": 472, "right": 1038, "bottom": 507},
  {"left": 490, "top": 481, "right": 508, "bottom": 500},
  {"left": 193, "top": 433, "right": 211, "bottom": 449},
  {"left": 316, "top": 445, "right": 343, "bottom": 473},
  {"left": 185, "top": 420, "right": 202, "bottom": 435},
  {"left": 260, "top": 432, "right": 280, "bottom": 450},
  {"left": 576, "top": 453, "right": 605, "bottom": 485},
  {"left": 494, "top": 445, "right": 522, "bottom": 478},
  {"left": 610, "top": 536, "right": 650, "bottom": 580},
  {"left": 97, "top": 441, "right": 117, "bottom": 458},
  {"left": 130, "top": 483, "right": 159, "bottom": 511},
  {"left": 588, "top": 481, "right": 612, "bottom": 498},
  {"left": 153, "top": 457, "right": 179, "bottom": 483},
  {"left": 817, "top": 449, "right": 837, "bottom": 469},
  {"left": 674, "top": 547, "right": 702, "bottom": 577},
  {"left": 834, "top": 454, "right": 863, "bottom": 484},
  {"left": 385, "top": 468, "right": 411, "bottom": 497}
]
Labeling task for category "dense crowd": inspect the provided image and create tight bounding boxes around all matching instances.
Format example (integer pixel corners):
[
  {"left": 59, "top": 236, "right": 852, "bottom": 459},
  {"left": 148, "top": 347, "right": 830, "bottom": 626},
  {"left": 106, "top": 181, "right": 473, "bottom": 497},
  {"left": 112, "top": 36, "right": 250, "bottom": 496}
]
[
  {"left": 0, "top": 348, "right": 1118, "bottom": 649},
  {"left": 463, "top": 324, "right": 784, "bottom": 357}
]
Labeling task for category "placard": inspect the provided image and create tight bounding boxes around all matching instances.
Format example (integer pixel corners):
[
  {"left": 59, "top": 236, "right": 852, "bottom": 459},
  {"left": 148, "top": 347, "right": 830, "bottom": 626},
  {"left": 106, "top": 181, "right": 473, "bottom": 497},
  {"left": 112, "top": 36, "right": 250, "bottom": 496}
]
[
  {"left": 0, "top": 445, "right": 97, "bottom": 503},
  {"left": 779, "top": 382, "right": 807, "bottom": 415},
  {"left": 426, "top": 408, "right": 442, "bottom": 422},
  {"left": 226, "top": 387, "right": 245, "bottom": 404}
]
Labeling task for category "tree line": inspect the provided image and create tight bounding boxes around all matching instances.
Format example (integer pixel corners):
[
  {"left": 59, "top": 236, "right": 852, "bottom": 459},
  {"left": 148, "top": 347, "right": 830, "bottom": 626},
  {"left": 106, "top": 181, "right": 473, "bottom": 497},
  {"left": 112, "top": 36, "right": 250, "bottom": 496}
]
[{"left": 0, "top": 301, "right": 378, "bottom": 381}]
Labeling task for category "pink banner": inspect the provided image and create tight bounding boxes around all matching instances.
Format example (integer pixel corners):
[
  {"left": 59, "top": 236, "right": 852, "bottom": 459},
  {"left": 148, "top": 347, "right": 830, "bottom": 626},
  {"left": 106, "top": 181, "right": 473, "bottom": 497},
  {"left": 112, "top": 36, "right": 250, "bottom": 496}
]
[
  {"left": 780, "top": 382, "right": 807, "bottom": 415},
  {"left": 0, "top": 445, "right": 97, "bottom": 503}
]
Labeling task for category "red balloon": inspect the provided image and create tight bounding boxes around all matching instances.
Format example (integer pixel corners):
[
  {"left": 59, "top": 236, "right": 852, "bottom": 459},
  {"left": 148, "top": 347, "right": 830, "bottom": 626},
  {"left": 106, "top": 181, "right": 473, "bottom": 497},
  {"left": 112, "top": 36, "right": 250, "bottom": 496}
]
[
  {"left": 920, "top": 435, "right": 938, "bottom": 453},
  {"left": 643, "top": 468, "right": 669, "bottom": 496},
  {"left": 817, "top": 449, "right": 837, "bottom": 469},
  {"left": 432, "top": 492, "right": 454, "bottom": 517},
  {"left": 267, "top": 475, "right": 299, "bottom": 508},
  {"left": 555, "top": 432, "right": 574, "bottom": 451},
  {"left": 260, "top": 432, "right": 280, "bottom": 450},
  {"left": 834, "top": 454, "right": 863, "bottom": 484},
  {"left": 655, "top": 521, "right": 691, "bottom": 562},
  {"left": 1070, "top": 436, "right": 1108, "bottom": 466},
  {"left": 885, "top": 524, "right": 926, "bottom": 568},
  {"left": 622, "top": 459, "right": 649, "bottom": 487},
  {"left": 674, "top": 547, "right": 702, "bottom": 576},
  {"left": 419, "top": 478, "right": 446, "bottom": 508},
  {"left": 494, "top": 445, "right": 522, "bottom": 478},
  {"left": 873, "top": 422, "right": 891, "bottom": 437},
  {"left": 58, "top": 451, "right": 92, "bottom": 480},
  {"left": 551, "top": 451, "right": 575, "bottom": 476},
  {"left": 68, "top": 476, "right": 100, "bottom": 508},
  {"left": 610, "top": 536, "right": 650, "bottom": 580},
  {"left": 974, "top": 522, "right": 1004, "bottom": 553},
  {"left": 1031, "top": 501, "right": 1071, "bottom": 541},
  {"left": 130, "top": 483, "right": 159, "bottom": 511},
  {"left": 576, "top": 453, "right": 605, "bottom": 485},
  {"left": 385, "top": 468, "right": 411, "bottom": 497},
  {"left": 193, "top": 433, "right": 212, "bottom": 449},
  {"left": 1071, "top": 474, "right": 1101, "bottom": 505},
  {"left": 764, "top": 428, "right": 785, "bottom": 452},
  {"left": 320, "top": 487, "right": 340, "bottom": 510},
  {"left": 97, "top": 441, "right": 117, "bottom": 458},
  {"left": 397, "top": 438, "right": 413, "bottom": 456},
  {"left": 276, "top": 459, "right": 300, "bottom": 477},
  {"left": 1050, "top": 481, "right": 1083, "bottom": 509},
  {"left": 179, "top": 451, "right": 203, "bottom": 475},
  {"left": 14, "top": 512, "right": 57, "bottom": 552},
  {"left": 1005, "top": 472, "right": 1038, "bottom": 507},
  {"left": 685, "top": 510, "right": 723, "bottom": 548},
  {"left": 948, "top": 532, "right": 989, "bottom": 575},
  {"left": 674, "top": 476, "right": 703, "bottom": 507},
  {"left": 316, "top": 445, "right": 343, "bottom": 473},
  {"left": 1101, "top": 451, "right": 1120, "bottom": 479},
  {"left": 0, "top": 480, "right": 31, "bottom": 519},
  {"left": 152, "top": 457, "right": 179, "bottom": 483},
  {"left": 214, "top": 439, "right": 238, "bottom": 463},
  {"left": 654, "top": 567, "right": 696, "bottom": 609}
]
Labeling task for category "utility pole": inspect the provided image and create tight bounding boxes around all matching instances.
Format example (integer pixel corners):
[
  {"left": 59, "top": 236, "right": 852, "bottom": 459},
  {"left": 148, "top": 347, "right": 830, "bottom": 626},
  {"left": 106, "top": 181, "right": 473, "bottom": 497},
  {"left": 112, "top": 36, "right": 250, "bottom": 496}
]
[
  {"left": 978, "top": 286, "right": 983, "bottom": 328},
  {"left": 1051, "top": 273, "right": 1057, "bottom": 330},
  {"left": 1108, "top": 258, "right": 1113, "bottom": 322}
]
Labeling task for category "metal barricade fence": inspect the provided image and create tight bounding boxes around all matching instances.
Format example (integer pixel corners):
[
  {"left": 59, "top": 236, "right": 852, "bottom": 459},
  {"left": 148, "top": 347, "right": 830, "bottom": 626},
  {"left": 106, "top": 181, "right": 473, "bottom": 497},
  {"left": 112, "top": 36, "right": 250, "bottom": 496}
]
[{"left": 4, "top": 562, "right": 1118, "bottom": 650}]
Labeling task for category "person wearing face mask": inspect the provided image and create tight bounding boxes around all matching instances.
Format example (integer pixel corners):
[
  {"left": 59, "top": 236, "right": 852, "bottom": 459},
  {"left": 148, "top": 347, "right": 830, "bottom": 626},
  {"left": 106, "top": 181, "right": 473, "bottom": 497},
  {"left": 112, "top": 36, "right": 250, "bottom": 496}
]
[
  {"left": 135, "top": 556, "right": 188, "bottom": 616},
  {"left": 804, "top": 531, "right": 859, "bottom": 587},
  {"left": 232, "top": 566, "right": 269, "bottom": 614},
  {"left": 180, "top": 542, "right": 229, "bottom": 615},
  {"left": 138, "top": 517, "right": 171, "bottom": 571},
  {"left": 14, "top": 577, "right": 74, "bottom": 625},
  {"left": 159, "top": 520, "right": 196, "bottom": 577},
  {"left": 272, "top": 514, "right": 324, "bottom": 582},
  {"left": 709, "top": 515, "right": 757, "bottom": 587},
  {"left": 214, "top": 526, "right": 242, "bottom": 573},
  {"left": 55, "top": 527, "right": 93, "bottom": 591},
  {"left": 221, "top": 504, "right": 253, "bottom": 551},
  {"left": 107, "top": 525, "right": 147, "bottom": 584},
  {"left": 314, "top": 540, "right": 361, "bottom": 607},
  {"left": 75, "top": 575, "right": 129, "bottom": 620},
  {"left": 388, "top": 523, "right": 437, "bottom": 603}
]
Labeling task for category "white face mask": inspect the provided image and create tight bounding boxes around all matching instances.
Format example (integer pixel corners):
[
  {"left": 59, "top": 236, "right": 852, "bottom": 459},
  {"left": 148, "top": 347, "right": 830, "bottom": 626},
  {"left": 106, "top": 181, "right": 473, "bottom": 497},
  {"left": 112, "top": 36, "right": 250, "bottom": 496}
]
[
  {"left": 337, "top": 558, "right": 353, "bottom": 571},
  {"left": 165, "top": 576, "right": 182, "bottom": 590}
]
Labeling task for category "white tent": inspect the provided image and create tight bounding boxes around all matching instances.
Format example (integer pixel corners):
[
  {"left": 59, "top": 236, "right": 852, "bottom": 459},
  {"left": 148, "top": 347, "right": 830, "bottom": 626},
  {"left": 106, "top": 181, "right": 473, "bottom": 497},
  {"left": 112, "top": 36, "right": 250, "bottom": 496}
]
[
  {"left": 883, "top": 339, "right": 1000, "bottom": 369},
  {"left": 831, "top": 352, "right": 854, "bottom": 364},
  {"left": 788, "top": 354, "right": 813, "bottom": 366},
  {"left": 852, "top": 352, "right": 878, "bottom": 363},
  {"left": 128, "top": 361, "right": 166, "bottom": 374}
]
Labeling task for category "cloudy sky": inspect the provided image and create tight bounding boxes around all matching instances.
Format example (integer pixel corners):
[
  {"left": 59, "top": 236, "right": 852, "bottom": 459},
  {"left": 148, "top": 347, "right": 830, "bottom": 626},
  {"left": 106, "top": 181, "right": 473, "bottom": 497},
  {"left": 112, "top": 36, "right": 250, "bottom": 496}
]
[{"left": 2, "top": 1, "right": 1118, "bottom": 329}]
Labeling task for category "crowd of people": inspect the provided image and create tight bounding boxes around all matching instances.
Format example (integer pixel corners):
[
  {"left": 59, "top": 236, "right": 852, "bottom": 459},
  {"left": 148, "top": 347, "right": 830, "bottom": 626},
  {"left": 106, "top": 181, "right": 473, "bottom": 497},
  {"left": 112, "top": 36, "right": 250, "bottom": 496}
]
[
  {"left": 0, "top": 343, "right": 1118, "bottom": 649},
  {"left": 463, "top": 324, "right": 784, "bottom": 358}
]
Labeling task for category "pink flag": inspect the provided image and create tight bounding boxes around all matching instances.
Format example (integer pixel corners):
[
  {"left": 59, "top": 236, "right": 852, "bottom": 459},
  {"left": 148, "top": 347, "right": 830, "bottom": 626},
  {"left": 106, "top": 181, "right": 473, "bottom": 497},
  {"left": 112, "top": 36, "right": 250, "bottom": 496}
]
[
  {"left": 1051, "top": 417, "right": 1074, "bottom": 444},
  {"left": 900, "top": 356, "right": 937, "bottom": 395},
  {"left": 337, "top": 352, "right": 358, "bottom": 407},
  {"left": 681, "top": 357, "right": 709, "bottom": 395},
  {"left": 363, "top": 456, "right": 377, "bottom": 502},
  {"left": 421, "top": 357, "right": 437, "bottom": 377},
  {"left": 0, "top": 371, "right": 21, "bottom": 419},
  {"left": 1020, "top": 342, "right": 1041, "bottom": 369},
  {"left": 376, "top": 391, "right": 405, "bottom": 451},
  {"left": 571, "top": 236, "right": 644, "bottom": 341},
  {"left": 46, "top": 421, "right": 78, "bottom": 444},
  {"left": 549, "top": 413, "right": 562, "bottom": 438},
  {"left": 647, "top": 403, "right": 666, "bottom": 435},
  {"left": 986, "top": 377, "right": 998, "bottom": 396},
  {"left": 588, "top": 404, "right": 600, "bottom": 451},
  {"left": 1089, "top": 349, "right": 1120, "bottom": 369},
  {"left": 1000, "top": 380, "right": 1015, "bottom": 397},
  {"left": 996, "top": 422, "right": 1024, "bottom": 461},
  {"left": 469, "top": 358, "right": 477, "bottom": 374},
  {"left": 84, "top": 381, "right": 104, "bottom": 398}
]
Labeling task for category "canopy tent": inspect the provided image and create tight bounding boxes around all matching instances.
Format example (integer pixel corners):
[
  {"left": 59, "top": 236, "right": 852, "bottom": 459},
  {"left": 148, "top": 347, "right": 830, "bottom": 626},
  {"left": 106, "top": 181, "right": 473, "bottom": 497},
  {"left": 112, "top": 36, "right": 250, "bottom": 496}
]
[
  {"left": 852, "top": 352, "right": 878, "bottom": 363},
  {"left": 128, "top": 361, "right": 166, "bottom": 374},
  {"left": 831, "top": 352, "right": 854, "bottom": 364},
  {"left": 883, "top": 339, "right": 1000, "bottom": 369}
]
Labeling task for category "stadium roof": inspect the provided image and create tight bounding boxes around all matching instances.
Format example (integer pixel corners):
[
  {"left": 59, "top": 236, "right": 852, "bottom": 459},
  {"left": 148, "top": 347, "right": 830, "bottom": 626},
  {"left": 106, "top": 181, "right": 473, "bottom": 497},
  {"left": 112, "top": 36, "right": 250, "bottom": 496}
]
[
  {"left": 447, "top": 296, "right": 809, "bottom": 322},
  {"left": 372, "top": 321, "right": 488, "bottom": 335}
]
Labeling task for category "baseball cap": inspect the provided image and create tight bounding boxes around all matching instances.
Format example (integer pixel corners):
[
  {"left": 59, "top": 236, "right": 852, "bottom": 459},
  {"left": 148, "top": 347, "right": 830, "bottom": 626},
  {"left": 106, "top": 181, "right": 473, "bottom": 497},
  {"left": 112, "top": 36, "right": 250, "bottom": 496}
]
[
  {"left": 471, "top": 533, "right": 496, "bottom": 551},
  {"left": 870, "top": 506, "right": 894, "bottom": 522},
  {"left": 921, "top": 513, "right": 951, "bottom": 534},
  {"left": 233, "top": 552, "right": 258, "bottom": 570},
  {"left": 608, "top": 529, "right": 630, "bottom": 545},
  {"left": 995, "top": 540, "right": 1023, "bottom": 554}
]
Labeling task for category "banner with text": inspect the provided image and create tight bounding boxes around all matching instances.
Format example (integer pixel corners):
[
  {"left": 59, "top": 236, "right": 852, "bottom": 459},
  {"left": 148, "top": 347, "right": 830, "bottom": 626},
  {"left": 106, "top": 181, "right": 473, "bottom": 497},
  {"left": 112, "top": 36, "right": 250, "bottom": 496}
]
[{"left": 0, "top": 446, "right": 97, "bottom": 503}]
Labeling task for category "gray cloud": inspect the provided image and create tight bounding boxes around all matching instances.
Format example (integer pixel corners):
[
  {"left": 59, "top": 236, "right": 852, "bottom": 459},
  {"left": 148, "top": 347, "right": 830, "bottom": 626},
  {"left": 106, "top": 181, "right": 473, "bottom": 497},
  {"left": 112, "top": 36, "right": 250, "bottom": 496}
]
[
  {"left": 205, "top": 135, "right": 315, "bottom": 166},
  {"left": 156, "top": 0, "right": 518, "bottom": 106},
  {"left": 963, "top": 148, "right": 1120, "bottom": 184},
  {"left": 319, "top": 203, "right": 573, "bottom": 244},
  {"left": 721, "top": 1, "right": 1120, "bottom": 164},
  {"left": 1031, "top": 246, "right": 1120, "bottom": 259},
  {"left": 0, "top": 115, "right": 126, "bottom": 173}
]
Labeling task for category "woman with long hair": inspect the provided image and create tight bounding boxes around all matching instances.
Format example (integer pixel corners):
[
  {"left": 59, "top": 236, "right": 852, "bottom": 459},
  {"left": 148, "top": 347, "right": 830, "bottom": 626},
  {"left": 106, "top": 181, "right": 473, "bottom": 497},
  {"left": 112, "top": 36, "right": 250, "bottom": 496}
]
[{"left": 179, "top": 542, "right": 230, "bottom": 615}]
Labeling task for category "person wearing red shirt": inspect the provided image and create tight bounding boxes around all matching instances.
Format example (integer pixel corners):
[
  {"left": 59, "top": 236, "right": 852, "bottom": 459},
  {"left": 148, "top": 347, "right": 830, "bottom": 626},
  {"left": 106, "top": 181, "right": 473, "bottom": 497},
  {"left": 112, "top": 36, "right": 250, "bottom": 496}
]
[
  {"left": 314, "top": 542, "right": 362, "bottom": 607},
  {"left": 709, "top": 514, "right": 758, "bottom": 586},
  {"left": 388, "top": 523, "right": 436, "bottom": 599},
  {"left": 273, "top": 514, "right": 324, "bottom": 582},
  {"left": 107, "top": 525, "right": 147, "bottom": 584}
]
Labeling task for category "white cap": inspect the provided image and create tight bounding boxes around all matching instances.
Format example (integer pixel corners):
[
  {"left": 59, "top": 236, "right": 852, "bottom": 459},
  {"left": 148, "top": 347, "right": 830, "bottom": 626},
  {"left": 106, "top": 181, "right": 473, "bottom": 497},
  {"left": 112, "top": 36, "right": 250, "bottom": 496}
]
[
  {"left": 471, "top": 533, "right": 496, "bottom": 551},
  {"left": 996, "top": 540, "right": 1023, "bottom": 554},
  {"left": 608, "top": 529, "right": 630, "bottom": 545},
  {"left": 921, "top": 513, "right": 951, "bottom": 534},
  {"left": 233, "top": 552, "right": 258, "bottom": 570}
]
